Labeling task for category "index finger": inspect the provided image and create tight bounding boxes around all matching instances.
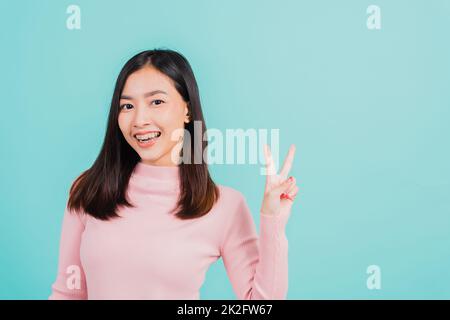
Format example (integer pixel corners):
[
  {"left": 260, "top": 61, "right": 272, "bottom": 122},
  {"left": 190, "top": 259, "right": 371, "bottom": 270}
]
[{"left": 279, "top": 144, "right": 296, "bottom": 179}]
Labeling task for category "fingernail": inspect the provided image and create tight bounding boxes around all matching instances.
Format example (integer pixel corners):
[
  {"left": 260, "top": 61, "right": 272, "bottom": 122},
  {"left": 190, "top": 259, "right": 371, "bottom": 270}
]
[
  {"left": 288, "top": 176, "right": 293, "bottom": 182},
  {"left": 280, "top": 193, "right": 287, "bottom": 199}
]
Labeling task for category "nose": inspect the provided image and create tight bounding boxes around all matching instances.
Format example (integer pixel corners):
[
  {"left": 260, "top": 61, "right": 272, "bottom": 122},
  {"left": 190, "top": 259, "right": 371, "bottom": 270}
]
[{"left": 133, "top": 101, "right": 154, "bottom": 128}]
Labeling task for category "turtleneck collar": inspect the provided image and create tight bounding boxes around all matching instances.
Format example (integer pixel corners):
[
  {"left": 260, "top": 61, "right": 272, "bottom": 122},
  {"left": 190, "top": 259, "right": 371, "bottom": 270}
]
[
  {"left": 129, "top": 161, "right": 181, "bottom": 195},
  {"left": 132, "top": 161, "right": 181, "bottom": 182}
]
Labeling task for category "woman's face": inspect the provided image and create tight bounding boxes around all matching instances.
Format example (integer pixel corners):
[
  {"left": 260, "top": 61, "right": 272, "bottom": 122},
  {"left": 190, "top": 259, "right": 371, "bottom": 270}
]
[{"left": 118, "top": 65, "right": 189, "bottom": 166}]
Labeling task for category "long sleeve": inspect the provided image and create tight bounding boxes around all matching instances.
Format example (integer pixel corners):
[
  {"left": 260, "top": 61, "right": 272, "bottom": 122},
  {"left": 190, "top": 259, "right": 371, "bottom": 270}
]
[
  {"left": 220, "top": 194, "right": 289, "bottom": 300},
  {"left": 49, "top": 205, "right": 88, "bottom": 300}
]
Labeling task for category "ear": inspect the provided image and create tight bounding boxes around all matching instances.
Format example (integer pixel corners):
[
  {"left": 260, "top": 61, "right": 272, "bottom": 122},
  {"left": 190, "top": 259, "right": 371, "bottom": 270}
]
[{"left": 184, "top": 102, "right": 191, "bottom": 123}]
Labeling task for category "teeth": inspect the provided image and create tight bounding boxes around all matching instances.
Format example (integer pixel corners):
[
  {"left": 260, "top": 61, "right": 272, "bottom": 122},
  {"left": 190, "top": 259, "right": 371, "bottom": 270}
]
[{"left": 135, "top": 132, "right": 161, "bottom": 141}]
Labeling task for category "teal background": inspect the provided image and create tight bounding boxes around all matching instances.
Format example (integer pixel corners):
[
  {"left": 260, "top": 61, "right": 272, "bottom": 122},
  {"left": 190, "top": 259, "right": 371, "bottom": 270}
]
[{"left": 1, "top": 0, "right": 450, "bottom": 299}]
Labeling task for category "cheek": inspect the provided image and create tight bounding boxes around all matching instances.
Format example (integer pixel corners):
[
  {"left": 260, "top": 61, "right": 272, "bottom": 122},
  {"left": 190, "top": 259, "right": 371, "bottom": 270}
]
[
  {"left": 117, "top": 114, "right": 130, "bottom": 137},
  {"left": 159, "top": 109, "right": 185, "bottom": 134},
  {"left": 163, "top": 123, "right": 186, "bottom": 143}
]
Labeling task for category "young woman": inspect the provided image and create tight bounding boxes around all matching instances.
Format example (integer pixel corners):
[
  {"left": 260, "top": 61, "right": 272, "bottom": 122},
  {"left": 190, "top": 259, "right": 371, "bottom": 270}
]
[{"left": 49, "top": 49, "right": 298, "bottom": 300}]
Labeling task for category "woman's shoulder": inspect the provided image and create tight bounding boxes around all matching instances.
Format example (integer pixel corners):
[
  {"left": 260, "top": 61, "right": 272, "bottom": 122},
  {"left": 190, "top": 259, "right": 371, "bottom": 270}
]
[
  {"left": 212, "top": 184, "right": 254, "bottom": 231},
  {"left": 215, "top": 184, "right": 247, "bottom": 205}
]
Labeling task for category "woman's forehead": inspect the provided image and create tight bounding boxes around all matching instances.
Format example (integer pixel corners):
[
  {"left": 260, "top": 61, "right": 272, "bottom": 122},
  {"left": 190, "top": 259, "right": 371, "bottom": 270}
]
[{"left": 122, "top": 67, "right": 174, "bottom": 97}]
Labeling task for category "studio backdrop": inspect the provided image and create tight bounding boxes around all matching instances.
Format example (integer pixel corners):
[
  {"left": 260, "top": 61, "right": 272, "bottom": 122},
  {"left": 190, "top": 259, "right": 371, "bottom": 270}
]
[{"left": 1, "top": 0, "right": 450, "bottom": 299}]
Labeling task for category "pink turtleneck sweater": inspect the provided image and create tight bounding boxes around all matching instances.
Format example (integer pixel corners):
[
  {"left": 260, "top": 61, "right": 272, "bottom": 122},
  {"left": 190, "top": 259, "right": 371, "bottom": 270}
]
[{"left": 49, "top": 162, "right": 289, "bottom": 300}]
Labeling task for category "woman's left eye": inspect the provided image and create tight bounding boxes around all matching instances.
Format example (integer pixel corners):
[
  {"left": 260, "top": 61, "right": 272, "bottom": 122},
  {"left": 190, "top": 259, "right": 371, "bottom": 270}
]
[{"left": 151, "top": 99, "right": 164, "bottom": 106}]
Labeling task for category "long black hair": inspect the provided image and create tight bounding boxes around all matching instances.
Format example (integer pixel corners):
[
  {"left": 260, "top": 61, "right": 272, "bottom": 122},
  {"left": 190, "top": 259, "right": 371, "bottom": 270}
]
[{"left": 67, "top": 49, "right": 220, "bottom": 220}]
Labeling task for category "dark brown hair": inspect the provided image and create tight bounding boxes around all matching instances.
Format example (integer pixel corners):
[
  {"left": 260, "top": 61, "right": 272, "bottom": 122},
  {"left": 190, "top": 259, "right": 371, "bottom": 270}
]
[{"left": 67, "top": 49, "right": 219, "bottom": 220}]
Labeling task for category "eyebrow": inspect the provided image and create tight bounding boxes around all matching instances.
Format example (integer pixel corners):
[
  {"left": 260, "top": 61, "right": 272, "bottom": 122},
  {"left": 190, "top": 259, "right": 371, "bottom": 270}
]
[{"left": 120, "top": 90, "right": 168, "bottom": 100}]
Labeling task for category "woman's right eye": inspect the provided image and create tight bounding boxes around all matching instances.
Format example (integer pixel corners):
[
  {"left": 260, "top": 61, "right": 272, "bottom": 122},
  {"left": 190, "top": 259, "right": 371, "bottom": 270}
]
[{"left": 120, "top": 103, "right": 133, "bottom": 110}]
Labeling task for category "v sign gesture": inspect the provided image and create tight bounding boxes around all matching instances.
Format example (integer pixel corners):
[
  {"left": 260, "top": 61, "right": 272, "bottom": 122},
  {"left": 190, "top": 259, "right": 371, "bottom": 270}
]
[{"left": 260, "top": 144, "right": 298, "bottom": 228}]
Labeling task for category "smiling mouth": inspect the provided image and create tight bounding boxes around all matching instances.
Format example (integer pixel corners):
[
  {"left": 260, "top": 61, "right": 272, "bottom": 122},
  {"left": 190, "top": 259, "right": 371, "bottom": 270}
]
[{"left": 134, "top": 131, "right": 162, "bottom": 142}]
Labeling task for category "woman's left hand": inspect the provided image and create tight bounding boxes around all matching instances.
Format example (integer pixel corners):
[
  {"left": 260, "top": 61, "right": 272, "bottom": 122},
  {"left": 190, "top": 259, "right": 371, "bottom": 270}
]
[{"left": 260, "top": 144, "right": 298, "bottom": 219}]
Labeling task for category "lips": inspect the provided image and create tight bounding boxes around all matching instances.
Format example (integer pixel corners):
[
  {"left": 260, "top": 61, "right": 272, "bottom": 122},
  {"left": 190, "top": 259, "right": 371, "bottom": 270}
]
[
  {"left": 133, "top": 130, "right": 161, "bottom": 142},
  {"left": 134, "top": 132, "right": 161, "bottom": 142}
]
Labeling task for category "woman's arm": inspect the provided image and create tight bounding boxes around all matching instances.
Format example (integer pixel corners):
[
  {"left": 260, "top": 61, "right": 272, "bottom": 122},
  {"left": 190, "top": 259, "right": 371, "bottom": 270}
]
[
  {"left": 221, "top": 144, "right": 297, "bottom": 299},
  {"left": 221, "top": 195, "right": 289, "bottom": 299},
  {"left": 49, "top": 205, "right": 88, "bottom": 300}
]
